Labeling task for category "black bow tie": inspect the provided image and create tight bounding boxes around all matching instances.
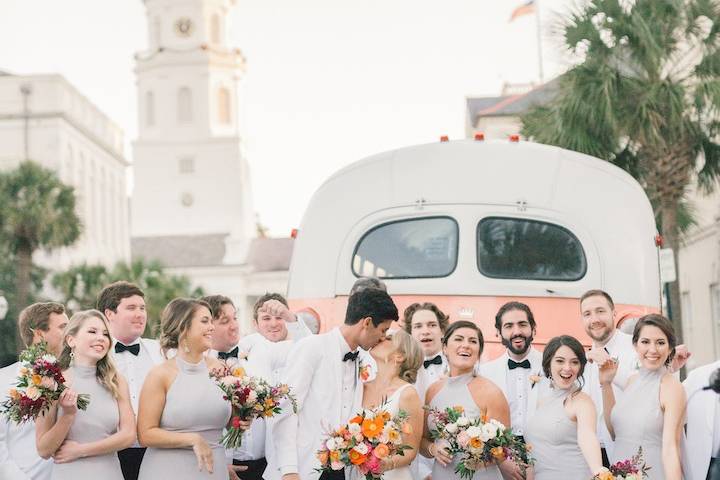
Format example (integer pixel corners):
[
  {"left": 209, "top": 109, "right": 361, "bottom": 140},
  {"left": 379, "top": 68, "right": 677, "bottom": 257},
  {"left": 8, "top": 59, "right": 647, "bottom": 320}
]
[
  {"left": 424, "top": 355, "right": 443, "bottom": 369},
  {"left": 115, "top": 342, "right": 140, "bottom": 356},
  {"left": 218, "top": 347, "right": 239, "bottom": 360},
  {"left": 508, "top": 359, "right": 531, "bottom": 370},
  {"left": 343, "top": 350, "right": 359, "bottom": 362}
]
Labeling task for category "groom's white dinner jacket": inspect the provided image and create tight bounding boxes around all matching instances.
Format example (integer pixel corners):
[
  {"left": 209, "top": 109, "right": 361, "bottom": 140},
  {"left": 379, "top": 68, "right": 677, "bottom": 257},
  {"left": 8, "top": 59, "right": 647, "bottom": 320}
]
[
  {"left": 272, "top": 328, "right": 363, "bottom": 480},
  {"left": 683, "top": 360, "right": 720, "bottom": 480}
]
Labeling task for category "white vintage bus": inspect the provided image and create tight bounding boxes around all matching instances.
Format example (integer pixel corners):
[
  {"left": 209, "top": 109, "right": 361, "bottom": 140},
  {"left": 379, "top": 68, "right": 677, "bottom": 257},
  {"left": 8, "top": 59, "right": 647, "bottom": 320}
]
[{"left": 287, "top": 138, "right": 661, "bottom": 357}]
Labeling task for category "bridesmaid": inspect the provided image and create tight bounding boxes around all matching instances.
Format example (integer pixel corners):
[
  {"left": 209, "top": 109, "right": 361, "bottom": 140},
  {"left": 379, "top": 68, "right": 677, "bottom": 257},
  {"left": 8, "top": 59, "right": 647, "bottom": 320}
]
[
  {"left": 36, "top": 310, "right": 135, "bottom": 479},
  {"left": 420, "top": 320, "right": 508, "bottom": 480},
  {"left": 524, "top": 335, "right": 605, "bottom": 479},
  {"left": 137, "top": 298, "right": 251, "bottom": 480},
  {"left": 600, "top": 314, "right": 686, "bottom": 480}
]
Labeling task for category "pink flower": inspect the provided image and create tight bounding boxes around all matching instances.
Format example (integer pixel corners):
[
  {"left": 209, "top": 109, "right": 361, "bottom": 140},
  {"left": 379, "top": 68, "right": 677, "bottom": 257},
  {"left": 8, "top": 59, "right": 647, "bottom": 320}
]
[
  {"left": 40, "top": 376, "right": 57, "bottom": 391},
  {"left": 25, "top": 386, "right": 41, "bottom": 400},
  {"left": 364, "top": 453, "right": 381, "bottom": 474},
  {"left": 220, "top": 376, "right": 237, "bottom": 387},
  {"left": 457, "top": 430, "right": 471, "bottom": 448},
  {"left": 330, "top": 460, "right": 345, "bottom": 471}
]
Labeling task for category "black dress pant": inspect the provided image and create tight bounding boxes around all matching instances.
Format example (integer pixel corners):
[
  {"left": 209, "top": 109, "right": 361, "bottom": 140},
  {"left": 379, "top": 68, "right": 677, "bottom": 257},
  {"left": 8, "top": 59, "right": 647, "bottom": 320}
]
[
  {"left": 601, "top": 448, "right": 610, "bottom": 468},
  {"left": 319, "top": 467, "right": 346, "bottom": 480},
  {"left": 118, "top": 447, "right": 146, "bottom": 480},
  {"left": 233, "top": 457, "right": 267, "bottom": 480},
  {"left": 708, "top": 457, "right": 720, "bottom": 480}
]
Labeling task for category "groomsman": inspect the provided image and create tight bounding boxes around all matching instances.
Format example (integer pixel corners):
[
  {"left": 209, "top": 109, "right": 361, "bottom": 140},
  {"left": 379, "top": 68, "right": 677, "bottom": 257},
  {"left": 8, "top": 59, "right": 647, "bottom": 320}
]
[
  {"left": 239, "top": 293, "right": 311, "bottom": 356},
  {"left": 273, "top": 288, "right": 398, "bottom": 480},
  {"left": 403, "top": 302, "right": 449, "bottom": 480},
  {"left": 0, "top": 302, "right": 67, "bottom": 480},
  {"left": 683, "top": 359, "right": 720, "bottom": 480},
  {"left": 479, "top": 301, "right": 542, "bottom": 480},
  {"left": 98, "top": 281, "right": 163, "bottom": 480}
]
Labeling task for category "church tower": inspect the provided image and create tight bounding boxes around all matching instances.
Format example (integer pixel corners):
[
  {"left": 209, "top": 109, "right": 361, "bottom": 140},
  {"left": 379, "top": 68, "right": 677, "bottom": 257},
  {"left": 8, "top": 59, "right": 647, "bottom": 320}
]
[{"left": 132, "top": 0, "right": 254, "bottom": 264}]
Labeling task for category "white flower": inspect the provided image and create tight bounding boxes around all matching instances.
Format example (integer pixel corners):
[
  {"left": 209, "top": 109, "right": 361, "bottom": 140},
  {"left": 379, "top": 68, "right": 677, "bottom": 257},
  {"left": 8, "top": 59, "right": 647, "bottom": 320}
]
[
  {"left": 479, "top": 423, "right": 498, "bottom": 442},
  {"left": 41, "top": 354, "right": 57, "bottom": 363},
  {"left": 246, "top": 390, "right": 258, "bottom": 404},
  {"left": 348, "top": 423, "right": 361, "bottom": 434},
  {"left": 325, "top": 438, "right": 337, "bottom": 451},
  {"left": 353, "top": 443, "right": 369, "bottom": 455},
  {"left": 456, "top": 416, "right": 469, "bottom": 427},
  {"left": 445, "top": 422, "right": 458, "bottom": 434},
  {"left": 25, "top": 386, "right": 41, "bottom": 400},
  {"left": 465, "top": 426, "right": 481, "bottom": 438}
]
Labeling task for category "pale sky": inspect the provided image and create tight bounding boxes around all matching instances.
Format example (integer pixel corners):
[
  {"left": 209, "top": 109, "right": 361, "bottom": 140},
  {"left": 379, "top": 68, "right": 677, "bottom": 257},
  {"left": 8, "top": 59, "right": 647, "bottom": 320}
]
[{"left": 1, "top": 0, "right": 575, "bottom": 236}]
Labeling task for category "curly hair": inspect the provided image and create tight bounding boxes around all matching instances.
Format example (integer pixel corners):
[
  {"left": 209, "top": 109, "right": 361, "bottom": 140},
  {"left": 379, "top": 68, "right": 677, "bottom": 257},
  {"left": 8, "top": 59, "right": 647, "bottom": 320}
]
[{"left": 403, "top": 302, "right": 449, "bottom": 335}]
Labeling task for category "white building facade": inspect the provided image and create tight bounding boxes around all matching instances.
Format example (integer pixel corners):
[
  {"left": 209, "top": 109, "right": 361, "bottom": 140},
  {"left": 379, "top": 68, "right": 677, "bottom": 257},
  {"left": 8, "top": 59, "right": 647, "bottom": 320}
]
[
  {"left": 131, "top": 0, "right": 289, "bottom": 330},
  {"left": 0, "top": 73, "right": 131, "bottom": 270}
]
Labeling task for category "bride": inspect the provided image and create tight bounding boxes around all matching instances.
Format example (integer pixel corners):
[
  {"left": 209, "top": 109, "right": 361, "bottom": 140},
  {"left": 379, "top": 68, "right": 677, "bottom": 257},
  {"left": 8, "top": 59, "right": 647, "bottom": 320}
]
[{"left": 355, "top": 329, "right": 424, "bottom": 480}]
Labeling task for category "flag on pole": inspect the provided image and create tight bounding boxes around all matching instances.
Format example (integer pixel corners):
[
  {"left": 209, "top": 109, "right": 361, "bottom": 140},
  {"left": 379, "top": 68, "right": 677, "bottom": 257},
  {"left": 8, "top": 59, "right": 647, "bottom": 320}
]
[{"left": 509, "top": 0, "right": 536, "bottom": 21}]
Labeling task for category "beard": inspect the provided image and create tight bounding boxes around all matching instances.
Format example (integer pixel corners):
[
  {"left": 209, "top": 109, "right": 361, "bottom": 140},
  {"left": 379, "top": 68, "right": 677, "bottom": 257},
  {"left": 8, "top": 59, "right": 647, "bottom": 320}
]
[{"left": 501, "top": 334, "right": 533, "bottom": 356}]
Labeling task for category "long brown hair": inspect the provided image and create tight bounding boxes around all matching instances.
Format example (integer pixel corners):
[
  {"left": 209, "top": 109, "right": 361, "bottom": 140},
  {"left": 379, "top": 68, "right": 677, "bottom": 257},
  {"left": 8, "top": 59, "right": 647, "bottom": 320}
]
[
  {"left": 58, "top": 310, "right": 121, "bottom": 399},
  {"left": 158, "top": 298, "right": 212, "bottom": 357}
]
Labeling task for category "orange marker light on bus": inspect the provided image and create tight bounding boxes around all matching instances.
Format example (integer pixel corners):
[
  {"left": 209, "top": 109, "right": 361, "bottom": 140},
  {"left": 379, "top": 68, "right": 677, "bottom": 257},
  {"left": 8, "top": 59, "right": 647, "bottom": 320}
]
[
  {"left": 474, "top": 133, "right": 485, "bottom": 141},
  {"left": 509, "top": 134, "right": 520, "bottom": 142},
  {"left": 440, "top": 135, "right": 449, "bottom": 142}
]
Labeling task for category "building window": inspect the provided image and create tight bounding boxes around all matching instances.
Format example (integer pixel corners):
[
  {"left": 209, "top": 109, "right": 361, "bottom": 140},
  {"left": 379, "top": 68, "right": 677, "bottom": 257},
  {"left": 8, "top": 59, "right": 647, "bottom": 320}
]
[
  {"left": 218, "top": 87, "right": 231, "bottom": 124},
  {"left": 477, "top": 217, "right": 587, "bottom": 281},
  {"left": 179, "top": 157, "right": 195, "bottom": 174},
  {"left": 210, "top": 14, "right": 221, "bottom": 44},
  {"left": 146, "top": 91, "right": 155, "bottom": 126},
  {"left": 352, "top": 217, "right": 459, "bottom": 279},
  {"left": 177, "top": 87, "right": 193, "bottom": 123}
]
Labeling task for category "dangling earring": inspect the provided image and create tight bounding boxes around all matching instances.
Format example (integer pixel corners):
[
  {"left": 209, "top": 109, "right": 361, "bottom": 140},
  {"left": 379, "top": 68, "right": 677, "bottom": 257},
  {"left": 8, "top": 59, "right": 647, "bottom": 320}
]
[
  {"left": 70, "top": 348, "right": 75, "bottom": 366},
  {"left": 182, "top": 340, "right": 190, "bottom": 354}
]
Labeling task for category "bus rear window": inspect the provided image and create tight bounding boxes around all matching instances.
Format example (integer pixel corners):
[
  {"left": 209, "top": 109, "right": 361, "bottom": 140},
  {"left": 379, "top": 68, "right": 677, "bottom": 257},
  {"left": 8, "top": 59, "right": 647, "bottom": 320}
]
[
  {"left": 477, "top": 217, "right": 586, "bottom": 281},
  {"left": 352, "top": 217, "right": 458, "bottom": 279}
]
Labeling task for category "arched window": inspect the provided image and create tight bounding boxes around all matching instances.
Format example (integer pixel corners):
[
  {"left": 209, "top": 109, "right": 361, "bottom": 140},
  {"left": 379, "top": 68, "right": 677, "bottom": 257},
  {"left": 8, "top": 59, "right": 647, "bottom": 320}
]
[
  {"left": 218, "top": 87, "right": 231, "bottom": 124},
  {"left": 211, "top": 14, "right": 221, "bottom": 44},
  {"left": 177, "top": 87, "right": 193, "bottom": 123},
  {"left": 145, "top": 91, "right": 155, "bottom": 126}
]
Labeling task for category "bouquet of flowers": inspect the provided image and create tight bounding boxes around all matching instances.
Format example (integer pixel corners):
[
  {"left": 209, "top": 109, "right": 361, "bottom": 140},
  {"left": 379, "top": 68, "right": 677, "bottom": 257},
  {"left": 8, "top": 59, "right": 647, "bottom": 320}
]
[
  {"left": 210, "top": 365, "right": 297, "bottom": 448},
  {"left": 592, "top": 448, "right": 650, "bottom": 480},
  {"left": 316, "top": 405, "right": 413, "bottom": 479},
  {"left": 426, "top": 405, "right": 532, "bottom": 480},
  {"left": 1, "top": 342, "right": 89, "bottom": 424}
]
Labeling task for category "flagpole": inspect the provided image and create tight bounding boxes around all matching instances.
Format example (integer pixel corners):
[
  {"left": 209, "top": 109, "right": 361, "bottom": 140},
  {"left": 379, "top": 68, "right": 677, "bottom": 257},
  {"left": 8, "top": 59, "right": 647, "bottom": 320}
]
[{"left": 535, "top": 0, "right": 545, "bottom": 84}]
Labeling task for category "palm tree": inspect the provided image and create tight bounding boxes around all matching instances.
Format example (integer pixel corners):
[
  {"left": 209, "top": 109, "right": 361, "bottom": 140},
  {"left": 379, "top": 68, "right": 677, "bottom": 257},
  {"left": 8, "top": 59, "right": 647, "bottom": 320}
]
[
  {"left": 521, "top": 0, "right": 720, "bottom": 341},
  {"left": 0, "top": 161, "right": 81, "bottom": 349}
]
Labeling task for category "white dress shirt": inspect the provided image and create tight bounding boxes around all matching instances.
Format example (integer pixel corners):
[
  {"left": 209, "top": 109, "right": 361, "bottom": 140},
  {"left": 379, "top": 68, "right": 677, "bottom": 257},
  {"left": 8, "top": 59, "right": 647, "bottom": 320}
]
[
  {"left": 338, "top": 332, "right": 360, "bottom": 423},
  {"left": 0, "top": 362, "right": 53, "bottom": 480},
  {"left": 111, "top": 337, "right": 162, "bottom": 448},
  {"left": 506, "top": 353, "right": 533, "bottom": 436},
  {"left": 414, "top": 352, "right": 447, "bottom": 480}
]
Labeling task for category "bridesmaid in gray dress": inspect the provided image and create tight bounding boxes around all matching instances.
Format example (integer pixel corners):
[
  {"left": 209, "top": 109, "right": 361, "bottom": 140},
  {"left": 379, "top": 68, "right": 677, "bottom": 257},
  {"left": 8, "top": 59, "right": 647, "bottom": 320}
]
[
  {"left": 35, "top": 310, "right": 135, "bottom": 479},
  {"left": 524, "top": 335, "right": 604, "bottom": 479},
  {"left": 421, "top": 321, "right": 508, "bottom": 480},
  {"left": 137, "top": 298, "right": 251, "bottom": 480},
  {"left": 600, "top": 314, "right": 686, "bottom": 480}
]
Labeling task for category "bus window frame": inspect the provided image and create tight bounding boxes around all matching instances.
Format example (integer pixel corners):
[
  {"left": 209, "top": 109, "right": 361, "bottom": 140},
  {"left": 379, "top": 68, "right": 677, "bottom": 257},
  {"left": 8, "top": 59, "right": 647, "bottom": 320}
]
[
  {"left": 351, "top": 215, "right": 460, "bottom": 280},
  {"left": 476, "top": 215, "right": 588, "bottom": 282}
]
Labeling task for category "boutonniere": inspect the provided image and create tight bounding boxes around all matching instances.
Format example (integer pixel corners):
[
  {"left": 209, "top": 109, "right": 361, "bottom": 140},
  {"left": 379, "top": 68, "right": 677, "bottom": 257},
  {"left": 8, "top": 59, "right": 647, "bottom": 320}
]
[
  {"left": 529, "top": 371, "right": 542, "bottom": 389},
  {"left": 358, "top": 360, "right": 371, "bottom": 382}
]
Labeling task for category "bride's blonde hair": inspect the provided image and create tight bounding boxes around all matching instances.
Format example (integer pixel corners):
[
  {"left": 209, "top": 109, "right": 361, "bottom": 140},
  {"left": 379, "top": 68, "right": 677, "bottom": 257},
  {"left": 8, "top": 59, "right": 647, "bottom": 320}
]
[{"left": 390, "top": 329, "right": 422, "bottom": 384}]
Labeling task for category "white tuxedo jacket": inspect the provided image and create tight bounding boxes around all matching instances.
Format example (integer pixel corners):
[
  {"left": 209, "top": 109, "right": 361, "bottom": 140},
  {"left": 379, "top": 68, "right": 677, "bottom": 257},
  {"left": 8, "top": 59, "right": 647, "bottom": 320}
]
[
  {"left": 683, "top": 360, "right": 720, "bottom": 480},
  {"left": 479, "top": 348, "right": 543, "bottom": 400},
  {"left": 272, "top": 328, "right": 363, "bottom": 480}
]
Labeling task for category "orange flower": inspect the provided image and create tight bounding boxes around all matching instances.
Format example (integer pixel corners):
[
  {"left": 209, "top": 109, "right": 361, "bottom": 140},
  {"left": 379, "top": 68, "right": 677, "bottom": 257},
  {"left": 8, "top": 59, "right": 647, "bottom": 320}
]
[
  {"left": 361, "top": 418, "right": 384, "bottom": 438},
  {"left": 373, "top": 443, "right": 390, "bottom": 458},
  {"left": 8, "top": 388, "right": 19, "bottom": 400},
  {"left": 349, "top": 449, "right": 367, "bottom": 465},
  {"left": 379, "top": 411, "right": 391, "bottom": 422},
  {"left": 453, "top": 405, "right": 464, "bottom": 414},
  {"left": 329, "top": 450, "right": 341, "bottom": 462},
  {"left": 31, "top": 374, "right": 42, "bottom": 386},
  {"left": 387, "top": 429, "right": 401, "bottom": 442},
  {"left": 316, "top": 451, "right": 329, "bottom": 465},
  {"left": 232, "top": 367, "right": 246, "bottom": 377},
  {"left": 400, "top": 422, "right": 413, "bottom": 435},
  {"left": 490, "top": 446, "right": 505, "bottom": 460},
  {"left": 469, "top": 437, "right": 484, "bottom": 449},
  {"left": 349, "top": 415, "right": 363, "bottom": 425},
  {"left": 526, "top": 443, "right": 533, "bottom": 452}
]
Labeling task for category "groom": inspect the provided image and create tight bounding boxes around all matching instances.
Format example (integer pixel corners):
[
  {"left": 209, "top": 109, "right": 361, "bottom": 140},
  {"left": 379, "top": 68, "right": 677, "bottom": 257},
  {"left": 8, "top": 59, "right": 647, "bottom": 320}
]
[{"left": 272, "top": 288, "right": 399, "bottom": 480}]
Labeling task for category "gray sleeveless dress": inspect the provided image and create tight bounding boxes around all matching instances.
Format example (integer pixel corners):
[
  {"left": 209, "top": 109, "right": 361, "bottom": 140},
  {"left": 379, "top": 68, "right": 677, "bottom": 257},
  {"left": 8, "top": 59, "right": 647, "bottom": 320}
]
[
  {"left": 138, "top": 356, "right": 232, "bottom": 480},
  {"left": 428, "top": 373, "right": 503, "bottom": 480},
  {"left": 52, "top": 365, "right": 124, "bottom": 479},
  {"left": 524, "top": 385, "right": 591, "bottom": 479},
  {"left": 611, "top": 367, "right": 666, "bottom": 479}
]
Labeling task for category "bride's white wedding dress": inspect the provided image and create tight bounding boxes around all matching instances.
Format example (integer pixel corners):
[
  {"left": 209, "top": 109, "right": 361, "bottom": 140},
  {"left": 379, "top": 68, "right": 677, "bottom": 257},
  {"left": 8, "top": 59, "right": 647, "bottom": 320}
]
[{"left": 352, "top": 383, "right": 415, "bottom": 480}]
